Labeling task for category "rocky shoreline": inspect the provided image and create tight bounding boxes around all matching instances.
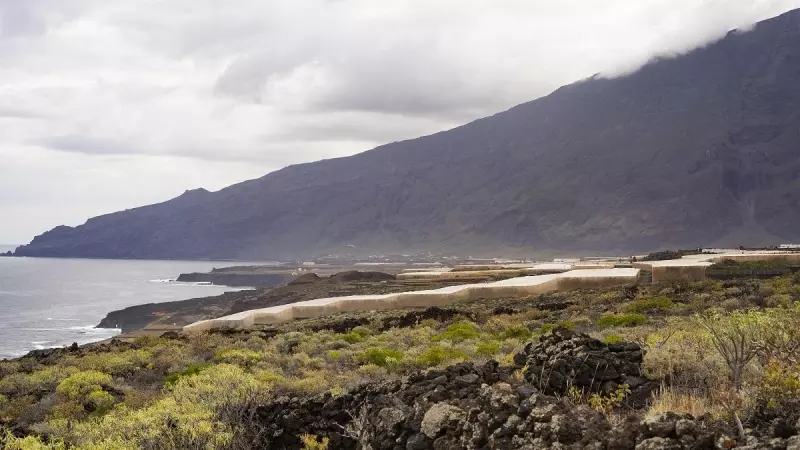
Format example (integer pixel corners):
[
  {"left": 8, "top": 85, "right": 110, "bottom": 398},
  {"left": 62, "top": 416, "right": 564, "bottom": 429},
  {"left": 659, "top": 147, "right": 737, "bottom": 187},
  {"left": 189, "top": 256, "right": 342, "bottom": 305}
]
[{"left": 95, "top": 271, "right": 459, "bottom": 334}]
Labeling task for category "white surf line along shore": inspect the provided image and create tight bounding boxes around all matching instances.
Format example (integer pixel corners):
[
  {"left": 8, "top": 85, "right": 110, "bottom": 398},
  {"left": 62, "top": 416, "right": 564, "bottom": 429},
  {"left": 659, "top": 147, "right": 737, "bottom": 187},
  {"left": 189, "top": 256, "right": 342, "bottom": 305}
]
[{"left": 183, "top": 268, "right": 640, "bottom": 333}]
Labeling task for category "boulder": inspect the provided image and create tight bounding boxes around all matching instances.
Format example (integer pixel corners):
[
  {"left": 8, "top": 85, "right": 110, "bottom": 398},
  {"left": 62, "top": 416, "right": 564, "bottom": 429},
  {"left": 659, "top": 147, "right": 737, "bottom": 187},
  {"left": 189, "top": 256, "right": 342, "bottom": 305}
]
[{"left": 420, "top": 403, "right": 465, "bottom": 439}]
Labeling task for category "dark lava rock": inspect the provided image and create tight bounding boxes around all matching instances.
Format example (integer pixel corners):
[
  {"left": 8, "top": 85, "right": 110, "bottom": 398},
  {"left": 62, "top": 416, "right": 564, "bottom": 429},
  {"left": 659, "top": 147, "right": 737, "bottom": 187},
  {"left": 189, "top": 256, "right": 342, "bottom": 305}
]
[
  {"left": 310, "top": 317, "right": 371, "bottom": 334},
  {"left": 247, "top": 336, "right": 799, "bottom": 450},
  {"left": 289, "top": 273, "right": 323, "bottom": 285},
  {"left": 329, "top": 271, "right": 396, "bottom": 283},
  {"left": 380, "top": 307, "right": 477, "bottom": 331},
  {"left": 515, "top": 327, "right": 658, "bottom": 405}
]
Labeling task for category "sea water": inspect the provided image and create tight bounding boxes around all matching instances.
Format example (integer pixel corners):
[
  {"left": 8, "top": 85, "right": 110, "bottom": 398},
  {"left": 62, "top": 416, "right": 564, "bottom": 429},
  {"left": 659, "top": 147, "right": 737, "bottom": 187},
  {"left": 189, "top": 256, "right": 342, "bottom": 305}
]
[{"left": 0, "top": 249, "right": 265, "bottom": 359}]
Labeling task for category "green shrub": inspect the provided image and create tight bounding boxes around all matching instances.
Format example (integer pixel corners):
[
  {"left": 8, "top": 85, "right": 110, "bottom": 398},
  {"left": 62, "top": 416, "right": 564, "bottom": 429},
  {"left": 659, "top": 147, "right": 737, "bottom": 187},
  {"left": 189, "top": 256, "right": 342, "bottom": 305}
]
[
  {"left": 351, "top": 326, "right": 373, "bottom": 338},
  {"left": 359, "top": 348, "right": 403, "bottom": 367},
  {"left": 642, "top": 249, "right": 703, "bottom": 261},
  {"left": 539, "top": 321, "right": 575, "bottom": 334},
  {"left": 56, "top": 371, "right": 112, "bottom": 401},
  {"left": 50, "top": 402, "right": 87, "bottom": 420},
  {"left": 164, "top": 364, "right": 209, "bottom": 387},
  {"left": 765, "top": 294, "right": 794, "bottom": 308},
  {"left": 342, "top": 332, "right": 363, "bottom": 344},
  {"left": 603, "top": 334, "right": 625, "bottom": 345},
  {"left": 300, "top": 434, "right": 330, "bottom": 450},
  {"left": 214, "top": 349, "right": 262, "bottom": 366},
  {"left": 339, "top": 326, "right": 373, "bottom": 344},
  {"left": 0, "top": 366, "right": 78, "bottom": 397},
  {"left": 498, "top": 325, "right": 533, "bottom": 340},
  {"left": 758, "top": 360, "right": 800, "bottom": 411},
  {"left": 433, "top": 322, "right": 480, "bottom": 342},
  {"left": 710, "top": 259, "right": 793, "bottom": 271},
  {"left": 70, "top": 350, "right": 153, "bottom": 376},
  {"left": 597, "top": 313, "right": 648, "bottom": 329},
  {"left": 87, "top": 390, "right": 116, "bottom": 415},
  {"left": 624, "top": 297, "right": 675, "bottom": 314},
  {"left": 476, "top": 341, "right": 501, "bottom": 357},
  {"left": 595, "top": 292, "right": 620, "bottom": 305},
  {"left": 415, "top": 346, "right": 468, "bottom": 367},
  {"left": 1, "top": 433, "right": 67, "bottom": 450}
]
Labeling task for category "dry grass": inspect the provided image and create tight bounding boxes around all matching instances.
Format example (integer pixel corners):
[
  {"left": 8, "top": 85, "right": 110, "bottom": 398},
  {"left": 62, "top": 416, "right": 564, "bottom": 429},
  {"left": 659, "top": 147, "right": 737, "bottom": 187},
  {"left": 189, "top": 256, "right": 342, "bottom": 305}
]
[{"left": 647, "top": 386, "right": 724, "bottom": 419}]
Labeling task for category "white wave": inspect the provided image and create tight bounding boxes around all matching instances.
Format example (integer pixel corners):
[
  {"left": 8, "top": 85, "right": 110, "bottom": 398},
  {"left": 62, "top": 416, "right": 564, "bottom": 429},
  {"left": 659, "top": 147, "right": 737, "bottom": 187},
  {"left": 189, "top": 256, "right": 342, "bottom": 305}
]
[
  {"left": 68, "top": 325, "right": 121, "bottom": 334},
  {"left": 149, "top": 278, "right": 176, "bottom": 283}
]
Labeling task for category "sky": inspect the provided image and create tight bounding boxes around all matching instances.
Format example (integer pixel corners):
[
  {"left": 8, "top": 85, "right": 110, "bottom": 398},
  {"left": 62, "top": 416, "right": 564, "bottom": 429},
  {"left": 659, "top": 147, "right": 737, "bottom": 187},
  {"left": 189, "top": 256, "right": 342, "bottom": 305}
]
[{"left": 2, "top": 0, "right": 800, "bottom": 245}]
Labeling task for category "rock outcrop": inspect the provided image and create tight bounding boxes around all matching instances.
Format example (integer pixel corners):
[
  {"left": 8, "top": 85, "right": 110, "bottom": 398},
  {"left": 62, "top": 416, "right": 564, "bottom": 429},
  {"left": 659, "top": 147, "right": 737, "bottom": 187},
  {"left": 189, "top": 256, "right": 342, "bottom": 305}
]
[
  {"left": 514, "top": 327, "right": 658, "bottom": 405},
  {"left": 175, "top": 272, "right": 293, "bottom": 288}
]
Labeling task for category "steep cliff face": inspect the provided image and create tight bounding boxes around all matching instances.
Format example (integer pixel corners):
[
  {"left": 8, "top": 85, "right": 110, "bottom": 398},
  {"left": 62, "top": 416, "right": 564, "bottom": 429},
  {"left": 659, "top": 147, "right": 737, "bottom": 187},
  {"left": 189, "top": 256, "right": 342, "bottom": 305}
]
[{"left": 15, "top": 9, "right": 800, "bottom": 260}]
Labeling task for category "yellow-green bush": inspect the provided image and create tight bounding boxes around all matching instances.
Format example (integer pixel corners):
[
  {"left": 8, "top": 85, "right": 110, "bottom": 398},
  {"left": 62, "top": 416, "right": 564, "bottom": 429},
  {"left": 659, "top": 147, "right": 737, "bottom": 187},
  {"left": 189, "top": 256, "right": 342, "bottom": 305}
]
[
  {"left": 342, "top": 332, "right": 363, "bottom": 344},
  {"left": 603, "top": 334, "right": 624, "bottom": 345},
  {"left": 0, "top": 366, "right": 78, "bottom": 397},
  {"left": 498, "top": 324, "right": 533, "bottom": 340},
  {"left": 597, "top": 313, "right": 648, "bottom": 329},
  {"left": 49, "top": 402, "right": 86, "bottom": 421},
  {"left": 163, "top": 363, "right": 209, "bottom": 386},
  {"left": 624, "top": 297, "right": 675, "bottom": 314},
  {"left": 214, "top": 348, "right": 262, "bottom": 367},
  {"left": 765, "top": 294, "right": 794, "bottom": 308},
  {"left": 61, "top": 364, "right": 269, "bottom": 449},
  {"left": 593, "top": 291, "right": 621, "bottom": 305},
  {"left": 149, "top": 342, "right": 193, "bottom": 373},
  {"left": 476, "top": 341, "right": 501, "bottom": 357},
  {"left": 66, "top": 349, "right": 153, "bottom": 376},
  {"left": 1, "top": 433, "right": 66, "bottom": 450},
  {"left": 86, "top": 390, "right": 115, "bottom": 414},
  {"left": 359, "top": 347, "right": 403, "bottom": 367},
  {"left": 539, "top": 321, "right": 575, "bottom": 334},
  {"left": 415, "top": 346, "right": 468, "bottom": 367},
  {"left": 56, "top": 371, "right": 111, "bottom": 401},
  {"left": 279, "top": 371, "right": 330, "bottom": 395},
  {"left": 757, "top": 360, "right": 800, "bottom": 411},
  {"left": 433, "top": 322, "right": 480, "bottom": 343}
]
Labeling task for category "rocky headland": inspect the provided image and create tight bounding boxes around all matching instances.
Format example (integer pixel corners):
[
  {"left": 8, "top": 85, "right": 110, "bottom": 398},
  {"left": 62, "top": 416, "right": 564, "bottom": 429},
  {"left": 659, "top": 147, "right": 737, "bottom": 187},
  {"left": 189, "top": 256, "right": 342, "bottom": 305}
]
[
  {"left": 96, "top": 270, "right": 458, "bottom": 333},
  {"left": 175, "top": 265, "right": 297, "bottom": 288}
]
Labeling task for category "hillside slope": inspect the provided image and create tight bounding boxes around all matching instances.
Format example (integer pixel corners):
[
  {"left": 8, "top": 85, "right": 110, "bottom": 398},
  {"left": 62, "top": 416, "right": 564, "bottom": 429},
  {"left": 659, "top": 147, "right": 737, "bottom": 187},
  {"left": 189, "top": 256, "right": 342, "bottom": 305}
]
[{"left": 16, "top": 9, "right": 800, "bottom": 260}]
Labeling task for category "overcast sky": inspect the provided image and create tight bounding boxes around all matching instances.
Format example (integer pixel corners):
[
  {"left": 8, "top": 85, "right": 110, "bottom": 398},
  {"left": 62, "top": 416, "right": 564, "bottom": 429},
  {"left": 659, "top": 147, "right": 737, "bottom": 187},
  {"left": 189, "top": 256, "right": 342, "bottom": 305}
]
[{"left": 2, "top": 0, "right": 799, "bottom": 244}]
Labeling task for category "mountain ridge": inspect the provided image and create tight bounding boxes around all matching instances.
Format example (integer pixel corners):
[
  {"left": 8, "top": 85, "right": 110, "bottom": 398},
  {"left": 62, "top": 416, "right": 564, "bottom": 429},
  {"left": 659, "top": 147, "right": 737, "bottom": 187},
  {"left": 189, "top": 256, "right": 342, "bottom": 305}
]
[{"left": 15, "top": 8, "right": 800, "bottom": 260}]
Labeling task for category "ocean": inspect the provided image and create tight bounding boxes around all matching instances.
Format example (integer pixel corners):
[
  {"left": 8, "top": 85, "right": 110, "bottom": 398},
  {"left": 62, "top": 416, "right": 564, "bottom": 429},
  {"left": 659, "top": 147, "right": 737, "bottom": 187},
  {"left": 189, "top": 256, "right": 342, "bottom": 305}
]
[{"left": 0, "top": 248, "right": 266, "bottom": 359}]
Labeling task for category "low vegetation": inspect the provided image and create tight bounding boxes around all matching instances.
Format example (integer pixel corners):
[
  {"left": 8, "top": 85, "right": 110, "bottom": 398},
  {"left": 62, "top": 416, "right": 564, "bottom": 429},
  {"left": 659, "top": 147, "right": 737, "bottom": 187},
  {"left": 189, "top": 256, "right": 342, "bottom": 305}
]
[
  {"left": 1, "top": 272, "right": 799, "bottom": 448},
  {"left": 710, "top": 259, "right": 798, "bottom": 271},
  {"left": 639, "top": 249, "right": 705, "bottom": 261}
]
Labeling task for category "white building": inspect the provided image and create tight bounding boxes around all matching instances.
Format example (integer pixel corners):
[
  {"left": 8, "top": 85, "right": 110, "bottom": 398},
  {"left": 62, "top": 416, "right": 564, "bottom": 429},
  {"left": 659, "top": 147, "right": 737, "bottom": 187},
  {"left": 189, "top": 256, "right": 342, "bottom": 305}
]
[
  {"left": 780, "top": 244, "right": 800, "bottom": 249},
  {"left": 553, "top": 258, "right": 580, "bottom": 264}
]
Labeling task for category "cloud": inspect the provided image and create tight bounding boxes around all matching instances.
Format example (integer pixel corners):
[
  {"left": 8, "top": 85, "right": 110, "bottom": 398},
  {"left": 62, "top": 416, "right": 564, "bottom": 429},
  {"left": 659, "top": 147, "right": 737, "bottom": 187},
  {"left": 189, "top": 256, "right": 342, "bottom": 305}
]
[
  {"left": 35, "top": 135, "right": 137, "bottom": 156},
  {"left": 1, "top": 0, "right": 800, "bottom": 242}
]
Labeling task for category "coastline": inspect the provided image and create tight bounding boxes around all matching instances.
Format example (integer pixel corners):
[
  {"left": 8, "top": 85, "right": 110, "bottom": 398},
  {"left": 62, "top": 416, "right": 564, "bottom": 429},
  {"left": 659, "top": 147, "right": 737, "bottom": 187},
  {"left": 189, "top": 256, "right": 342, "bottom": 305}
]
[{"left": 0, "top": 256, "right": 256, "bottom": 359}]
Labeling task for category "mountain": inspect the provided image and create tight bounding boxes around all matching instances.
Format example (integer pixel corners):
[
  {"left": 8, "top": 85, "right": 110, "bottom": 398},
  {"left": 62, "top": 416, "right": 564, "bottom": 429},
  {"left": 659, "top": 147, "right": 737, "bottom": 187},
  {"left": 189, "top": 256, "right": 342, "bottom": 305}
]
[{"left": 15, "top": 9, "right": 800, "bottom": 260}]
